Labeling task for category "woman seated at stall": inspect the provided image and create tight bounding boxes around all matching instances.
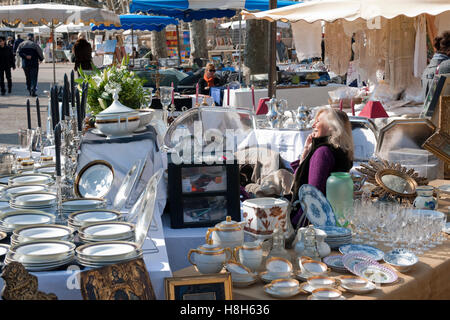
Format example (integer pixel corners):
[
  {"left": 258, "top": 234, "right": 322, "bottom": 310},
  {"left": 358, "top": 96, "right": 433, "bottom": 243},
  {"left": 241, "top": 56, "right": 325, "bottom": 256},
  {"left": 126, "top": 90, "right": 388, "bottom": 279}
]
[
  {"left": 290, "top": 107, "right": 354, "bottom": 228},
  {"left": 198, "top": 63, "right": 221, "bottom": 95}
]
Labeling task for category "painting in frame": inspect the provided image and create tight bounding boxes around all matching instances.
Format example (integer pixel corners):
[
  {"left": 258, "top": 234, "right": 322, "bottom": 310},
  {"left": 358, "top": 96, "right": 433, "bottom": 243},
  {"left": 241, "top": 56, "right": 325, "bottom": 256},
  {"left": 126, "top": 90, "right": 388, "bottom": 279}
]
[{"left": 165, "top": 273, "right": 232, "bottom": 300}]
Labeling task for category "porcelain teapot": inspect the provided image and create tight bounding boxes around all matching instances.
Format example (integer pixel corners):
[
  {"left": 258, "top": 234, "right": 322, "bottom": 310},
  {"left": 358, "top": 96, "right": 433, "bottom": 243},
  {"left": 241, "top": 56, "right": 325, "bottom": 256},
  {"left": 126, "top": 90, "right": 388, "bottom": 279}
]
[
  {"left": 206, "top": 216, "right": 245, "bottom": 250},
  {"left": 233, "top": 241, "right": 264, "bottom": 272},
  {"left": 266, "top": 96, "right": 279, "bottom": 129},
  {"left": 187, "top": 239, "right": 232, "bottom": 274}
]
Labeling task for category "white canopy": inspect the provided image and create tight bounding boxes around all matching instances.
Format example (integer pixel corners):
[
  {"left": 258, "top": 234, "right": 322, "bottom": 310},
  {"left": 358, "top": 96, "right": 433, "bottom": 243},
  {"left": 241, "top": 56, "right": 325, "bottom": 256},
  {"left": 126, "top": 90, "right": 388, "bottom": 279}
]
[
  {"left": 219, "top": 20, "right": 290, "bottom": 29},
  {"left": 0, "top": 3, "right": 120, "bottom": 27},
  {"left": 35, "top": 23, "right": 92, "bottom": 34},
  {"left": 241, "top": 0, "right": 450, "bottom": 23}
]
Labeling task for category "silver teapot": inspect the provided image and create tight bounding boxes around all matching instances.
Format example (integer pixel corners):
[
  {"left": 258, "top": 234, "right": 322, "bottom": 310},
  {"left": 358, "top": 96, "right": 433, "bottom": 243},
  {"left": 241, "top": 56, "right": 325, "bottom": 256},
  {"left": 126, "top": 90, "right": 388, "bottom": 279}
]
[
  {"left": 0, "top": 152, "right": 15, "bottom": 175},
  {"left": 295, "top": 105, "right": 312, "bottom": 130},
  {"left": 266, "top": 96, "right": 279, "bottom": 129}
]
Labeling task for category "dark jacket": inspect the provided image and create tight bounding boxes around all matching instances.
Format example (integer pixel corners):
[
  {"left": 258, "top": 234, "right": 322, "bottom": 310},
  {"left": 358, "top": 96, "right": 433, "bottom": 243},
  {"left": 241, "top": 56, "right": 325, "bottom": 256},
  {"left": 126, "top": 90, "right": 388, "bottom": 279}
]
[
  {"left": 72, "top": 39, "right": 93, "bottom": 71},
  {"left": 198, "top": 75, "right": 221, "bottom": 95},
  {"left": 17, "top": 40, "right": 44, "bottom": 68},
  {"left": 0, "top": 45, "right": 15, "bottom": 70},
  {"left": 421, "top": 53, "right": 449, "bottom": 99},
  {"left": 13, "top": 38, "right": 24, "bottom": 54}
]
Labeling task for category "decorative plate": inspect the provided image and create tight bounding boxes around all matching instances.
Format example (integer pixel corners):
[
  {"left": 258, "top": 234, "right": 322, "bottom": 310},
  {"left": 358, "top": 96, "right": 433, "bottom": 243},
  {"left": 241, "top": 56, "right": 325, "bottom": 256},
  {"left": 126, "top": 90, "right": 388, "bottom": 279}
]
[
  {"left": 353, "top": 261, "right": 398, "bottom": 284},
  {"left": 339, "top": 244, "right": 384, "bottom": 261},
  {"left": 323, "top": 255, "right": 347, "bottom": 270},
  {"left": 316, "top": 226, "right": 351, "bottom": 237},
  {"left": 342, "top": 253, "right": 378, "bottom": 274},
  {"left": 298, "top": 184, "right": 336, "bottom": 226},
  {"left": 383, "top": 249, "right": 418, "bottom": 270}
]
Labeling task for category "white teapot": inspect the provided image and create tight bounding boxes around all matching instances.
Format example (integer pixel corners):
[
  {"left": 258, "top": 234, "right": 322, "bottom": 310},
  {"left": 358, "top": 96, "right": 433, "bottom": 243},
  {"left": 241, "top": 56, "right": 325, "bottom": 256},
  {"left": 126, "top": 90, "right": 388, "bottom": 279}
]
[
  {"left": 233, "top": 241, "right": 264, "bottom": 272},
  {"left": 188, "top": 239, "right": 232, "bottom": 274},
  {"left": 206, "top": 216, "right": 245, "bottom": 250}
]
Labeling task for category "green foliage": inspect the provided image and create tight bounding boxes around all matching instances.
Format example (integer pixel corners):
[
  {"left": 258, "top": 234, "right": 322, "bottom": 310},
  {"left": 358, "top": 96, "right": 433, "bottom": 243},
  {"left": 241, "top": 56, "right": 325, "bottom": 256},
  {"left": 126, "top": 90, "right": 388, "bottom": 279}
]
[{"left": 77, "top": 56, "right": 151, "bottom": 116}]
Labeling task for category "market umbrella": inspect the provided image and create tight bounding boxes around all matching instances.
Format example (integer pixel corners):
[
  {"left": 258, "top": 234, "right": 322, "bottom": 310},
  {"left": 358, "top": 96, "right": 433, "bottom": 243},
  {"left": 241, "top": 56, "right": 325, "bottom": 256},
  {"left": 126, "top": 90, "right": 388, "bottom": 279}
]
[
  {"left": 0, "top": 3, "right": 120, "bottom": 84},
  {"left": 91, "top": 14, "right": 179, "bottom": 66}
]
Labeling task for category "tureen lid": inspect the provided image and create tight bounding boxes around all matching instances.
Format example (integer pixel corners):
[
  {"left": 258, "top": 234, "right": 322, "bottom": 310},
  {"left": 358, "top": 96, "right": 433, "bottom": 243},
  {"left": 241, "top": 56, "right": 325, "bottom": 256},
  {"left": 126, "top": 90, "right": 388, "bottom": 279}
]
[{"left": 98, "top": 90, "right": 136, "bottom": 115}]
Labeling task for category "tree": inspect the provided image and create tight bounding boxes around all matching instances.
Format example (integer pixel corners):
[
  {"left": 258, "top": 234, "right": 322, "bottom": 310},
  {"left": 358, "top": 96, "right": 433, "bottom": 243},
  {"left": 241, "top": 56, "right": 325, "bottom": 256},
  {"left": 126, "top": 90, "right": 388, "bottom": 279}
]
[
  {"left": 244, "top": 19, "right": 269, "bottom": 75},
  {"left": 150, "top": 30, "right": 168, "bottom": 61},
  {"left": 189, "top": 20, "right": 208, "bottom": 65}
]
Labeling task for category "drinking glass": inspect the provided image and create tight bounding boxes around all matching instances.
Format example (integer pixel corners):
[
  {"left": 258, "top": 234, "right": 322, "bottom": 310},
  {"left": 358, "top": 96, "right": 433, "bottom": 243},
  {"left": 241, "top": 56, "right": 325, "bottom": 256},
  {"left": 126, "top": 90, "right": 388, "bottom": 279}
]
[{"left": 160, "top": 86, "right": 173, "bottom": 127}]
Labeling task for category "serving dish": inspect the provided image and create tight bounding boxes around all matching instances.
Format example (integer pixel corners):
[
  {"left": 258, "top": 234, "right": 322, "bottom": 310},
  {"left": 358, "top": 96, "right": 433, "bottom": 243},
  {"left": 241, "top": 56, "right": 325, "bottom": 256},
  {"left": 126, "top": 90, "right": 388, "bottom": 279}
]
[
  {"left": 383, "top": 249, "right": 418, "bottom": 273},
  {"left": 339, "top": 244, "right": 384, "bottom": 261}
]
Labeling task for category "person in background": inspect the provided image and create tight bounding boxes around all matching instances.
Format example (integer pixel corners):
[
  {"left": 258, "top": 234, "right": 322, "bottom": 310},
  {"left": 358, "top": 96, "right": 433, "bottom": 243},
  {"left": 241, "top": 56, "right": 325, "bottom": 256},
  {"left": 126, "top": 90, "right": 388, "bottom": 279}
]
[
  {"left": 290, "top": 107, "right": 354, "bottom": 228},
  {"left": 6, "top": 36, "right": 14, "bottom": 48},
  {"left": 198, "top": 63, "right": 221, "bottom": 95},
  {"left": 131, "top": 47, "right": 139, "bottom": 59},
  {"left": 72, "top": 33, "right": 93, "bottom": 75},
  {"left": 276, "top": 32, "right": 288, "bottom": 62},
  {"left": 17, "top": 33, "right": 43, "bottom": 97},
  {"left": 422, "top": 31, "right": 450, "bottom": 99},
  {"left": 13, "top": 34, "right": 24, "bottom": 69},
  {"left": 0, "top": 36, "right": 15, "bottom": 95}
]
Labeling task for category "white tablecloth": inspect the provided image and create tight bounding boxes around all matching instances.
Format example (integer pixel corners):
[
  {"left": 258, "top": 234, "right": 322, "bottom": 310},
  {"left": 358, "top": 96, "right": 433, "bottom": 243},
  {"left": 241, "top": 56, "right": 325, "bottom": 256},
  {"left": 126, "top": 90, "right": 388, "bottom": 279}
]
[
  {"left": 223, "top": 84, "right": 345, "bottom": 109},
  {"left": 0, "top": 213, "right": 172, "bottom": 300}
]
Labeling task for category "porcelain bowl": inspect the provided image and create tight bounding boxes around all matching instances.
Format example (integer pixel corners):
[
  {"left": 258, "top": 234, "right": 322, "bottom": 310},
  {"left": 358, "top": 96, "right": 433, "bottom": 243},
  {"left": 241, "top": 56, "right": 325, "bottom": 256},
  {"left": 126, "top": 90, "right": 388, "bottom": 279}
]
[
  {"left": 302, "top": 260, "right": 328, "bottom": 275},
  {"left": 95, "top": 112, "right": 140, "bottom": 138},
  {"left": 311, "top": 287, "right": 342, "bottom": 300},
  {"left": 307, "top": 276, "right": 335, "bottom": 289},
  {"left": 338, "top": 275, "right": 368, "bottom": 288},
  {"left": 137, "top": 110, "right": 154, "bottom": 130},
  {"left": 383, "top": 249, "right": 418, "bottom": 273},
  {"left": 270, "top": 279, "right": 300, "bottom": 295}
]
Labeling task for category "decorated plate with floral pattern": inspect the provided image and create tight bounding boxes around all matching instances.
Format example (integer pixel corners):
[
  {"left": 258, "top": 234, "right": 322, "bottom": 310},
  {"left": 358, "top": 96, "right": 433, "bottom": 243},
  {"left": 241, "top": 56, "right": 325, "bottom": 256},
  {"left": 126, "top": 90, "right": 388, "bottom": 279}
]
[
  {"left": 298, "top": 184, "right": 336, "bottom": 227},
  {"left": 339, "top": 244, "right": 384, "bottom": 261}
]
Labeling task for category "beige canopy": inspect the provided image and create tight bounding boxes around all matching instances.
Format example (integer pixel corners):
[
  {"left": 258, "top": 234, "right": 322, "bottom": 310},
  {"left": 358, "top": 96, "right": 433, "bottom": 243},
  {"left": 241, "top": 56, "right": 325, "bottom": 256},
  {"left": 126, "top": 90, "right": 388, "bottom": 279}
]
[{"left": 241, "top": 0, "right": 450, "bottom": 23}]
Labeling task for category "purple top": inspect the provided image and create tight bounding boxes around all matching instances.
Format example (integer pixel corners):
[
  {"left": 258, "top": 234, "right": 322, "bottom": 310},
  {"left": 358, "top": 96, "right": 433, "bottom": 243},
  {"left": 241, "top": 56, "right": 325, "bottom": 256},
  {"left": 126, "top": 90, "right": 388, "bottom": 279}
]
[{"left": 291, "top": 146, "right": 335, "bottom": 226}]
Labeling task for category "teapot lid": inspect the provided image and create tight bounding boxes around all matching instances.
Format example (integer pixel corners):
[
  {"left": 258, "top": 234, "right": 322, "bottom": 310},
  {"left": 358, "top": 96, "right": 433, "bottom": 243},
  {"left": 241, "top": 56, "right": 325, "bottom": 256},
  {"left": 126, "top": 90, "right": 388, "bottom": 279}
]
[
  {"left": 216, "top": 216, "right": 241, "bottom": 229},
  {"left": 98, "top": 90, "right": 135, "bottom": 115}
]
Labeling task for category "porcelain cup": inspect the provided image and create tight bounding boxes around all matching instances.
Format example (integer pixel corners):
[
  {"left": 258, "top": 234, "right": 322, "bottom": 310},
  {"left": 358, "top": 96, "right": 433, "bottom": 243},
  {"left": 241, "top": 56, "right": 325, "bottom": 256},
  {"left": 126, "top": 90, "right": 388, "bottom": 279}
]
[
  {"left": 307, "top": 276, "right": 335, "bottom": 289},
  {"left": 270, "top": 279, "right": 299, "bottom": 295},
  {"left": 311, "top": 288, "right": 342, "bottom": 300}
]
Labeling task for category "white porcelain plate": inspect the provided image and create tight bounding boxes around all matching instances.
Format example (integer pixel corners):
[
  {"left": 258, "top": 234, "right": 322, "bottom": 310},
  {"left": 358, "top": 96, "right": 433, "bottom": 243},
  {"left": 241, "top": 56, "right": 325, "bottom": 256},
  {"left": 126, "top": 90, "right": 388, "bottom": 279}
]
[
  {"left": 0, "top": 244, "right": 10, "bottom": 256},
  {"left": 15, "top": 225, "right": 72, "bottom": 239},
  {"left": 298, "top": 184, "right": 336, "bottom": 226},
  {"left": 264, "top": 284, "right": 302, "bottom": 298},
  {"left": 71, "top": 210, "right": 120, "bottom": 224},
  {"left": 13, "top": 241, "right": 74, "bottom": 257},
  {"left": 342, "top": 253, "right": 378, "bottom": 274},
  {"left": 3, "top": 213, "right": 53, "bottom": 226},
  {"left": 265, "top": 257, "right": 293, "bottom": 274},
  {"left": 82, "top": 223, "right": 133, "bottom": 238},
  {"left": 353, "top": 261, "right": 398, "bottom": 284},
  {"left": 3, "top": 185, "right": 47, "bottom": 198},
  {"left": 10, "top": 174, "right": 52, "bottom": 186},
  {"left": 78, "top": 242, "right": 137, "bottom": 257},
  {"left": 339, "top": 244, "right": 385, "bottom": 261},
  {"left": 12, "top": 193, "right": 56, "bottom": 206},
  {"left": 340, "top": 281, "right": 376, "bottom": 294},
  {"left": 63, "top": 199, "right": 105, "bottom": 209}
]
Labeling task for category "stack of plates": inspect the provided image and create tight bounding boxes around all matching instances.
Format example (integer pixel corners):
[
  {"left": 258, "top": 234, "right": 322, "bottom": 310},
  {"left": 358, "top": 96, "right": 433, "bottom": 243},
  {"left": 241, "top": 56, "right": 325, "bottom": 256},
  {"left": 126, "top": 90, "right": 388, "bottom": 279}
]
[
  {"left": 8, "top": 173, "right": 53, "bottom": 187},
  {"left": 5, "top": 240, "right": 76, "bottom": 271},
  {"left": 9, "top": 192, "right": 57, "bottom": 213},
  {"left": 0, "top": 175, "right": 12, "bottom": 185},
  {"left": 78, "top": 221, "right": 135, "bottom": 243},
  {"left": 323, "top": 255, "right": 349, "bottom": 273},
  {"left": 35, "top": 166, "right": 56, "bottom": 176},
  {"left": 62, "top": 198, "right": 107, "bottom": 218},
  {"left": 76, "top": 241, "right": 142, "bottom": 267},
  {"left": 316, "top": 226, "right": 352, "bottom": 249},
  {"left": 2, "top": 184, "right": 48, "bottom": 200},
  {"left": 11, "top": 224, "right": 75, "bottom": 246},
  {"left": 0, "top": 210, "right": 56, "bottom": 233},
  {"left": 67, "top": 209, "right": 122, "bottom": 230}
]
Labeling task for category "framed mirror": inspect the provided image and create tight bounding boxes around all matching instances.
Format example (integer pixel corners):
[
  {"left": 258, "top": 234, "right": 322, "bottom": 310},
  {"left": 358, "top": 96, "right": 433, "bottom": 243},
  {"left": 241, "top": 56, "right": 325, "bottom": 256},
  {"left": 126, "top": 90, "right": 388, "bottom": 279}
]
[
  {"left": 75, "top": 160, "right": 114, "bottom": 198},
  {"left": 375, "top": 169, "right": 418, "bottom": 198}
]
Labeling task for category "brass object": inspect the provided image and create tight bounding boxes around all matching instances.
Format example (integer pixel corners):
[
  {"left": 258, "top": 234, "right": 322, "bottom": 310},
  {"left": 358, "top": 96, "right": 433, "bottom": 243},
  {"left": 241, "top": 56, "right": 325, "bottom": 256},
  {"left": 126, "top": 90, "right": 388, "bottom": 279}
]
[
  {"left": 375, "top": 169, "right": 418, "bottom": 198},
  {"left": 151, "top": 70, "right": 161, "bottom": 99},
  {"left": 422, "top": 130, "right": 450, "bottom": 165},
  {"left": 1, "top": 262, "right": 58, "bottom": 300},
  {"left": 356, "top": 159, "right": 428, "bottom": 201}
]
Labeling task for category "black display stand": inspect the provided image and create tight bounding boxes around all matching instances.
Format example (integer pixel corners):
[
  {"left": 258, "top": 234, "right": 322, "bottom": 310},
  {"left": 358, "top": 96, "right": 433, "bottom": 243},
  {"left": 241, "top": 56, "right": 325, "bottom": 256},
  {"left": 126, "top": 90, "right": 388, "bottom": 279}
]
[{"left": 167, "top": 153, "right": 240, "bottom": 229}]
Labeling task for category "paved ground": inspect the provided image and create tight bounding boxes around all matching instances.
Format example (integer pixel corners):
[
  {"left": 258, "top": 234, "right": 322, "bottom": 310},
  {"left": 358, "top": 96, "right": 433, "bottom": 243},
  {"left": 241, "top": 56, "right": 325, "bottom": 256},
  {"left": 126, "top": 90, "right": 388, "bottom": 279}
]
[{"left": 0, "top": 62, "right": 75, "bottom": 146}]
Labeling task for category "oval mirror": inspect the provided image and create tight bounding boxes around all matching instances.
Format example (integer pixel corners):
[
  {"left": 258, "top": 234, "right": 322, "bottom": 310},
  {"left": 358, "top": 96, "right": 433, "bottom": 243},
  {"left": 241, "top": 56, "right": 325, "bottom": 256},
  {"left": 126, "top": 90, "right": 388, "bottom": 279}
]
[
  {"left": 75, "top": 160, "right": 114, "bottom": 199},
  {"left": 375, "top": 169, "right": 417, "bottom": 197}
]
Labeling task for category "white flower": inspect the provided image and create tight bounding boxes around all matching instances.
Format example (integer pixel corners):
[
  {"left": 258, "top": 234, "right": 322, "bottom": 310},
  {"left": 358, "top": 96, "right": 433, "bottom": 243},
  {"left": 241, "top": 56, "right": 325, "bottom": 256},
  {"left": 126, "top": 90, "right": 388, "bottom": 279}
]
[
  {"left": 104, "top": 81, "right": 122, "bottom": 95},
  {"left": 92, "top": 76, "right": 102, "bottom": 86}
]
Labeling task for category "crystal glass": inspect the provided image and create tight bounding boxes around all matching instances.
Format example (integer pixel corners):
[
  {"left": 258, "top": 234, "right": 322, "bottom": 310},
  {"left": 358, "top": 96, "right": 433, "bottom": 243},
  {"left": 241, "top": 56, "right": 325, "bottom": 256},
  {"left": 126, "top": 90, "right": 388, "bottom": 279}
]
[
  {"left": 26, "top": 129, "right": 35, "bottom": 159},
  {"left": 143, "top": 87, "right": 153, "bottom": 109},
  {"left": 160, "top": 86, "right": 173, "bottom": 127}
]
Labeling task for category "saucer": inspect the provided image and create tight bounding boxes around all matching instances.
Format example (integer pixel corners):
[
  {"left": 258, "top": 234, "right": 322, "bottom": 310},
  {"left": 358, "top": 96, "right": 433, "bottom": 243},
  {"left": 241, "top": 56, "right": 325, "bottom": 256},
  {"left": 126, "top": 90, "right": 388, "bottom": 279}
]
[
  {"left": 295, "top": 270, "right": 313, "bottom": 282},
  {"left": 259, "top": 271, "right": 294, "bottom": 283},
  {"left": 308, "top": 295, "right": 346, "bottom": 300},
  {"left": 232, "top": 274, "right": 258, "bottom": 287},
  {"left": 340, "top": 281, "right": 376, "bottom": 294},
  {"left": 264, "top": 285, "right": 303, "bottom": 298}
]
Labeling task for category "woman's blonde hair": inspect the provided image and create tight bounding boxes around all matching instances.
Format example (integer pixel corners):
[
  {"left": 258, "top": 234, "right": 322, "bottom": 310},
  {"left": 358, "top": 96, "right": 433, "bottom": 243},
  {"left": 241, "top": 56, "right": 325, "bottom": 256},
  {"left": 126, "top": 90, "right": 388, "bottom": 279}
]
[
  {"left": 205, "top": 63, "right": 215, "bottom": 71},
  {"left": 315, "top": 107, "right": 354, "bottom": 160}
]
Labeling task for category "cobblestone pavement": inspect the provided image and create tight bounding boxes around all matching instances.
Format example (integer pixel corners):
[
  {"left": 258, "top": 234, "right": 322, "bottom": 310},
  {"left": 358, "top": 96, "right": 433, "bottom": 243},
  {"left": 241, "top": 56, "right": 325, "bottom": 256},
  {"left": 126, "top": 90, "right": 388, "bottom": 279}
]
[{"left": 0, "top": 62, "right": 75, "bottom": 146}]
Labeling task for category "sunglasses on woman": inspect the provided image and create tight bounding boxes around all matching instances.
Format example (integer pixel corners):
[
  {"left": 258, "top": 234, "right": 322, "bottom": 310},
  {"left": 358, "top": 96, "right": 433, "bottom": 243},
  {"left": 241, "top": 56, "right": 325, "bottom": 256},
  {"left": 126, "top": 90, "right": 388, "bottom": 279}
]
[{"left": 208, "top": 69, "right": 216, "bottom": 73}]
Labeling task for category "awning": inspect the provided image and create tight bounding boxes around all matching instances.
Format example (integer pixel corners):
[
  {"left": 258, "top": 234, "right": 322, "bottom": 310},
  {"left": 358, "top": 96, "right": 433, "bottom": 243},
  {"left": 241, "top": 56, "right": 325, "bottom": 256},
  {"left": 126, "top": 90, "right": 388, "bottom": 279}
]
[{"left": 91, "top": 14, "right": 178, "bottom": 32}]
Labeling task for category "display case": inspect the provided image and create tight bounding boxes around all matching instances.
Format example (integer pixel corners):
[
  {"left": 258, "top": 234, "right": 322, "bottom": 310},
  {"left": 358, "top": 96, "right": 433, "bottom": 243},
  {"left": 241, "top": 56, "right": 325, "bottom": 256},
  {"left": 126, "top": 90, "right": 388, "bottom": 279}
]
[{"left": 167, "top": 153, "right": 240, "bottom": 229}]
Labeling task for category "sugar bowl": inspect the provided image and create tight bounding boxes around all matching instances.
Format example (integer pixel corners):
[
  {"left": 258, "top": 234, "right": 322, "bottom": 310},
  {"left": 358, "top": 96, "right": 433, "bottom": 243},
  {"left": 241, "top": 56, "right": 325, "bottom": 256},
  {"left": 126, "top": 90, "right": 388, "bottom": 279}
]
[
  {"left": 206, "top": 216, "right": 244, "bottom": 250},
  {"left": 188, "top": 239, "right": 232, "bottom": 274},
  {"left": 233, "top": 241, "right": 264, "bottom": 271}
]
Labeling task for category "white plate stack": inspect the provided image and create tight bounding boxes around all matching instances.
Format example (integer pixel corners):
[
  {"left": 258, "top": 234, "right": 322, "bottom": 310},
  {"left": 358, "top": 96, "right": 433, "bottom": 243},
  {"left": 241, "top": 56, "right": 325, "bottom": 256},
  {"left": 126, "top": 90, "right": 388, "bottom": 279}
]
[
  {"left": 5, "top": 240, "right": 76, "bottom": 271},
  {"left": 11, "top": 224, "right": 75, "bottom": 246},
  {"left": 8, "top": 173, "right": 53, "bottom": 187},
  {"left": 67, "top": 209, "right": 122, "bottom": 230},
  {"left": 9, "top": 192, "right": 57, "bottom": 213},
  {"left": 62, "top": 198, "right": 107, "bottom": 218},
  {"left": 78, "top": 222, "right": 135, "bottom": 243},
  {"left": 1, "top": 184, "right": 48, "bottom": 200},
  {"left": 316, "top": 226, "right": 352, "bottom": 249},
  {"left": 0, "top": 210, "right": 56, "bottom": 234},
  {"left": 75, "top": 241, "right": 142, "bottom": 267}
]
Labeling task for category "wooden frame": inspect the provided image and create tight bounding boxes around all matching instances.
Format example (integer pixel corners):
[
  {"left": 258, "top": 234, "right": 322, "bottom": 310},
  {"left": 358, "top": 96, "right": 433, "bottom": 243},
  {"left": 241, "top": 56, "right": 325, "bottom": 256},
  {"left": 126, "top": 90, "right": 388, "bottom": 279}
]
[
  {"left": 165, "top": 273, "right": 233, "bottom": 300},
  {"left": 422, "top": 130, "right": 450, "bottom": 165}
]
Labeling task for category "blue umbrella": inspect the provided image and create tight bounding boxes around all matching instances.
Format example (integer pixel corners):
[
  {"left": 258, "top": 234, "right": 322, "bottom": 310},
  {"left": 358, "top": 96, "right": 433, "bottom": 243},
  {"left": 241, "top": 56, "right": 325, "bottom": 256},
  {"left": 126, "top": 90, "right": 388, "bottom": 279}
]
[{"left": 91, "top": 14, "right": 178, "bottom": 31}]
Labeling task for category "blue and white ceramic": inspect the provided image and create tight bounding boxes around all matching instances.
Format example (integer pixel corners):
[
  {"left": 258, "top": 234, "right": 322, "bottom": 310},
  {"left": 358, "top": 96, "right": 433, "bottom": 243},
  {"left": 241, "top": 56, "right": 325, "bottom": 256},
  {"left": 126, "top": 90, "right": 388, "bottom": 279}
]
[
  {"left": 323, "top": 255, "right": 347, "bottom": 272},
  {"left": 339, "top": 244, "right": 384, "bottom": 261},
  {"left": 383, "top": 249, "right": 418, "bottom": 273},
  {"left": 298, "top": 184, "right": 336, "bottom": 227},
  {"left": 316, "top": 226, "right": 351, "bottom": 237}
]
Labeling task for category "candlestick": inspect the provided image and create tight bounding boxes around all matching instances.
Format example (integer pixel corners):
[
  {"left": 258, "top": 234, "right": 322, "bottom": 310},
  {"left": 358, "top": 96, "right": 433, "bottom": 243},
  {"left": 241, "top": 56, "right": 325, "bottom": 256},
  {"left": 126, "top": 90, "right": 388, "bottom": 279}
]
[
  {"left": 227, "top": 85, "right": 230, "bottom": 106},
  {"left": 76, "top": 88, "right": 82, "bottom": 132},
  {"left": 195, "top": 83, "right": 199, "bottom": 106},
  {"left": 70, "top": 71, "right": 75, "bottom": 112},
  {"left": 171, "top": 82, "right": 174, "bottom": 104},
  {"left": 251, "top": 85, "right": 255, "bottom": 111},
  {"left": 36, "top": 98, "right": 41, "bottom": 128},
  {"left": 26, "top": 99, "right": 31, "bottom": 130},
  {"left": 54, "top": 123, "right": 62, "bottom": 177}
]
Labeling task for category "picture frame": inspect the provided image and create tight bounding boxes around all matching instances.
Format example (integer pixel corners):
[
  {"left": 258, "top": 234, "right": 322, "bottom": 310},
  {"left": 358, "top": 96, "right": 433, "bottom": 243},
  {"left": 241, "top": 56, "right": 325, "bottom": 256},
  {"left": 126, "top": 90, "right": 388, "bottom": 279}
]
[
  {"left": 423, "top": 75, "right": 448, "bottom": 117},
  {"left": 79, "top": 258, "right": 156, "bottom": 300},
  {"left": 422, "top": 130, "right": 450, "bottom": 165},
  {"left": 165, "top": 273, "right": 232, "bottom": 300}
]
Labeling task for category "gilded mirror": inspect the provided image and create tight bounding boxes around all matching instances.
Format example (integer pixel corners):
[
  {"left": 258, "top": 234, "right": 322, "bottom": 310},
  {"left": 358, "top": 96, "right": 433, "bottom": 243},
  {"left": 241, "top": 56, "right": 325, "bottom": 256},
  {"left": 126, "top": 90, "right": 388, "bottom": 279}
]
[{"left": 75, "top": 160, "right": 114, "bottom": 198}]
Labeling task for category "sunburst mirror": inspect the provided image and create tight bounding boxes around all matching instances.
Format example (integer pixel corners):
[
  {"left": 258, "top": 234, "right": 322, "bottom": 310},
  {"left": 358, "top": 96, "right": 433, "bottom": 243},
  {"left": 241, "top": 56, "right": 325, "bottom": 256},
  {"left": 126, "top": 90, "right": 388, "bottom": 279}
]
[{"left": 356, "top": 159, "right": 428, "bottom": 201}]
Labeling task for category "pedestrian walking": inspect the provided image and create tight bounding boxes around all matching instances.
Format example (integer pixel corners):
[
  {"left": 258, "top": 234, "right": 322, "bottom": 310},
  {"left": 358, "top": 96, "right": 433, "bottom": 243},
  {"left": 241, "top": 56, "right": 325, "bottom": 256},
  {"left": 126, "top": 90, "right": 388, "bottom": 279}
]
[
  {"left": 17, "top": 33, "right": 44, "bottom": 97},
  {"left": 13, "top": 35, "right": 24, "bottom": 69},
  {"left": 0, "top": 36, "right": 15, "bottom": 96},
  {"left": 7, "top": 36, "right": 14, "bottom": 48},
  {"left": 72, "top": 33, "right": 92, "bottom": 75}
]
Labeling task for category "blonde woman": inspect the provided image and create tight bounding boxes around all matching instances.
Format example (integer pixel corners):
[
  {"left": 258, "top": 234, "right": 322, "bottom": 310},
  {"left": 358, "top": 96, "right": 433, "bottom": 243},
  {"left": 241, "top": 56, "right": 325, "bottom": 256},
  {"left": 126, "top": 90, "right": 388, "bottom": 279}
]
[
  {"left": 198, "top": 63, "right": 221, "bottom": 95},
  {"left": 290, "top": 107, "right": 354, "bottom": 227}
]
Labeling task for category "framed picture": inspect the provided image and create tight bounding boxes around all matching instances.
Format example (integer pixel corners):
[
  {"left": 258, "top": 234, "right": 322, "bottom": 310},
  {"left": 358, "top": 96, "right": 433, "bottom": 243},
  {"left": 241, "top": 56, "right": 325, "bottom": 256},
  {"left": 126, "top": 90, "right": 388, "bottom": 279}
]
[
  {"left": 423, "top": 75, "right": 448, "bottom": 117},
  {"left": 165, "top": 273, "right": 232, "bottom": 300},
  {"left": 79, "top": 258, "right": 156, "bottom": 300},
  {"left": 422, "top": 130, "right": 450, "bottom": 165}
]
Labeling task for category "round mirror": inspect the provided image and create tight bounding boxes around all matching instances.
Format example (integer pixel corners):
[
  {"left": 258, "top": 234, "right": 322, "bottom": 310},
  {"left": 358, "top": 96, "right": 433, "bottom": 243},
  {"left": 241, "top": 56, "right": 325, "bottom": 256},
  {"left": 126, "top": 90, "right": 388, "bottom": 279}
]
[
  {"left": 375, "top": 169, "right": 417, "bottom": 197},
  {"left": 75, "top": 160, "right": 114, "bottom": 198}
]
